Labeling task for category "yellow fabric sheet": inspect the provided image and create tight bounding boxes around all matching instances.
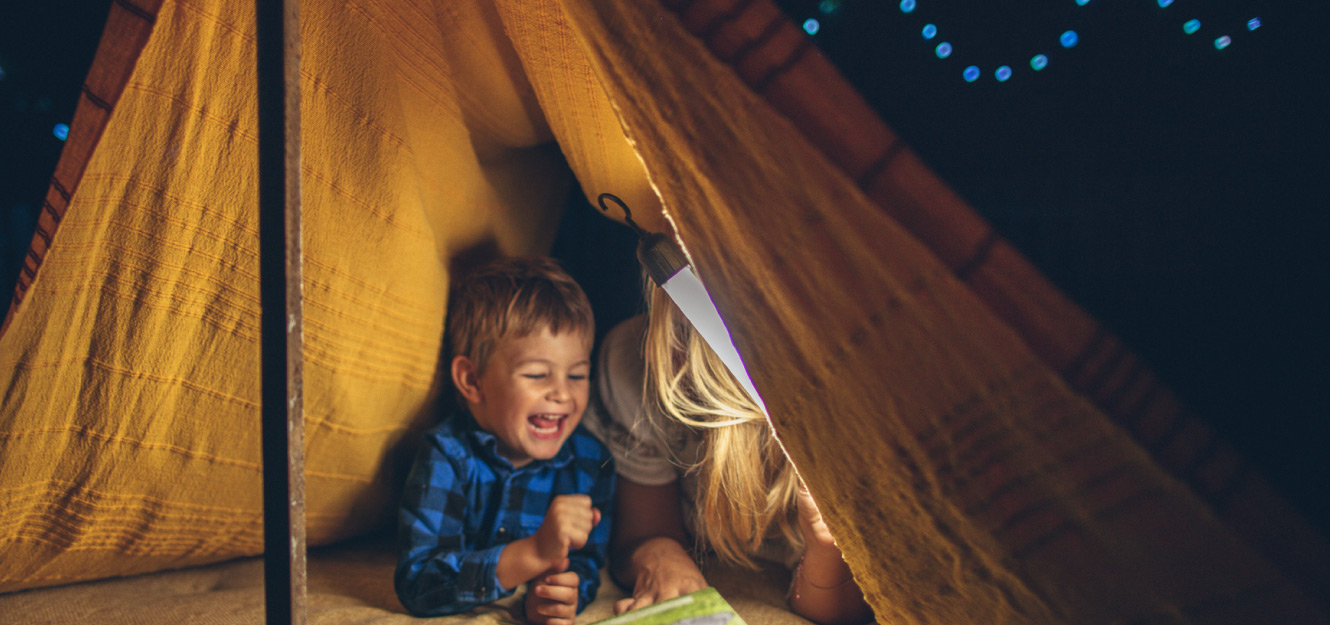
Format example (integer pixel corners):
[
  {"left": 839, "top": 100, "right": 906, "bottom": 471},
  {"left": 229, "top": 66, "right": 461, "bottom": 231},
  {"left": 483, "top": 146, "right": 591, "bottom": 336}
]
[
  {"left": 0, "top": 0, "right": 643, "bottom": 592},
  {"left": 562, "top": 3, "right": 1326, "bottom": 623},
  {"left": 1, "top": 0, "right": 1326, "bottom": 623}
]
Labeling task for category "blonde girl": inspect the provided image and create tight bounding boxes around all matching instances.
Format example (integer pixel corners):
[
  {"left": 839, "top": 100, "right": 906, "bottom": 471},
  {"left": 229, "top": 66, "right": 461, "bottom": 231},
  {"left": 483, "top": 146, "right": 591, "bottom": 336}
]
[{"left": 585, "top": 286, "right": 872, "bottom": 625}]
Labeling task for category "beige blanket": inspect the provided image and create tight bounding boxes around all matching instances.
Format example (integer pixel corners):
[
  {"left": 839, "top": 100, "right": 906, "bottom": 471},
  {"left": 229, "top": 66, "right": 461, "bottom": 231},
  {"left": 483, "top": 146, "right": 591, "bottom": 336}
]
[{"left": 2, "top": 533, "right": 810, "bottom": 625}]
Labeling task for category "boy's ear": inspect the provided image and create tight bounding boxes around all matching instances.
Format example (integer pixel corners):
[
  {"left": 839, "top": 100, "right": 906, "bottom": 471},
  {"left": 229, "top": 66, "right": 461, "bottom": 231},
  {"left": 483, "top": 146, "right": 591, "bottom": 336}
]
[{"left": 451, "top": 355, "right": 484, "bottom": 405}]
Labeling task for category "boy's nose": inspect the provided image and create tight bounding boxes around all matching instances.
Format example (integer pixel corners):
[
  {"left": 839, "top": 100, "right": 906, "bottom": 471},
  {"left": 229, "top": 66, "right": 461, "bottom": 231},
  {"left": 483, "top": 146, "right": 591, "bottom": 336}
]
[{"left": 546, "top": 381, "right": 571, "bottom": 402}]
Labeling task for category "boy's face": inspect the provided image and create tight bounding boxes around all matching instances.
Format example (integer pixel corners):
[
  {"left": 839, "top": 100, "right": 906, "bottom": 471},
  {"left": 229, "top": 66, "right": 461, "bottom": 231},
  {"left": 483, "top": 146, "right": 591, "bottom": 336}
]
[{"left": 459, "top": 326, "right": 591, "bottom": 468}]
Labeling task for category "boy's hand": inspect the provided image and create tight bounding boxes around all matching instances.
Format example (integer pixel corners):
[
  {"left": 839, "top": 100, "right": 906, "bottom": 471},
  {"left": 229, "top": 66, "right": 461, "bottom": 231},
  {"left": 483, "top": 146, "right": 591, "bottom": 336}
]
[
  {"left": 534, "top": 495, "right": 600, "bottom": 566},
  {"left": 525, "top": 566, "right": 581, "bottom": 625}
]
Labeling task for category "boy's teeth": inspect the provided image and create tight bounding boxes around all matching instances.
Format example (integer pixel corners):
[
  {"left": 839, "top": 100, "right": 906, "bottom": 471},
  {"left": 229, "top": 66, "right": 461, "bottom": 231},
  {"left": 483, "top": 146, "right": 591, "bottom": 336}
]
[{"left": 529, "top": 414, "right": 564, "bottom": 432}]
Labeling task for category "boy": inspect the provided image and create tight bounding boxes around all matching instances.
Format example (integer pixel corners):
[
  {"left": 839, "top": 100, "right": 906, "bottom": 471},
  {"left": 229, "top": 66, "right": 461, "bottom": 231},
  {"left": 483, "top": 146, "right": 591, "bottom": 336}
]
[{"left": 395, "top": 257, "right": 615, "bottom": 625}]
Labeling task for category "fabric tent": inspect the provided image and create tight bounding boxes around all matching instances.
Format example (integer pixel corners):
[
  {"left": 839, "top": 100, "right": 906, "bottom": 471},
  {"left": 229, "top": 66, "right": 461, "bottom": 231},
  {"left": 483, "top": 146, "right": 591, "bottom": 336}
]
[{"left": 1, "top": 0, "right": 1327, "bottom": 623}]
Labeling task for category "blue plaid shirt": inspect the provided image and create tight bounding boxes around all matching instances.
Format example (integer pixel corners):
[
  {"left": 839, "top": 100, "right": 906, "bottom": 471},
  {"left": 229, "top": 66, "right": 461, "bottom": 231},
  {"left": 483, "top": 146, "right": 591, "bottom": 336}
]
[{"left": 394, "top": 410, "right": 615, "bottom": 617}]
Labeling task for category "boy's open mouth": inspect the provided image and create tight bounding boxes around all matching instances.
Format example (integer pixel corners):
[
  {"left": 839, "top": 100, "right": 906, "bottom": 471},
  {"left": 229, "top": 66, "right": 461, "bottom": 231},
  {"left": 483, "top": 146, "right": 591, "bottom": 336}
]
[{"left": 527, "top": 413, "right": 566, "bottom": 438}]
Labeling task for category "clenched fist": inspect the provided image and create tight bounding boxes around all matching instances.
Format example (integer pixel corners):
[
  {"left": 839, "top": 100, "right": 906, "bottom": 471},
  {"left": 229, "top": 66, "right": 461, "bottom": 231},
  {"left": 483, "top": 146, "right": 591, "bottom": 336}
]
[{"left": 534, "top": 494, "right": 601, "bottom": 567}]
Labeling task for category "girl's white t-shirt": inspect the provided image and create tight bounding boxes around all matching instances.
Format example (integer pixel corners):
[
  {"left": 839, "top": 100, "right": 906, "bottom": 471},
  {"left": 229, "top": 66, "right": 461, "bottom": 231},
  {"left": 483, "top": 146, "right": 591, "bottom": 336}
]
[{"left": 584, "top": 315, "right": 704, "bottom": 513}]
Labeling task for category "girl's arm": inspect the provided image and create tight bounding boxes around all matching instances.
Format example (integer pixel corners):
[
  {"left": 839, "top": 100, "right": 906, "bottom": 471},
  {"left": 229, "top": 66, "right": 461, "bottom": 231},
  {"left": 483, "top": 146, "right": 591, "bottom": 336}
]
[
  {"left": 788, "top": 482, "right": 875, "bottom": 625},
  {"left": 609, "top": 477, "right": 709, "bottom": 614}
]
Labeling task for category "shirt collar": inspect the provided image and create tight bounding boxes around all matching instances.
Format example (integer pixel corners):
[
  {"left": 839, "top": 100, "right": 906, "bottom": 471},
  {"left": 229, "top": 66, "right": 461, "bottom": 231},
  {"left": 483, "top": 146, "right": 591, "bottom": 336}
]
[{"left": 454, "top": 409, "right": 575, "bottom": 472}]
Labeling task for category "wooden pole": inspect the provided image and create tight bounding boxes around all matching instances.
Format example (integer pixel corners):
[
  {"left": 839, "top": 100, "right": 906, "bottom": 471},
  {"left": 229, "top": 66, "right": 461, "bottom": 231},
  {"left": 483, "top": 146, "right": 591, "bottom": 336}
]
[{"left": 256, "top": 0, "right": 305, "bottom": 622}]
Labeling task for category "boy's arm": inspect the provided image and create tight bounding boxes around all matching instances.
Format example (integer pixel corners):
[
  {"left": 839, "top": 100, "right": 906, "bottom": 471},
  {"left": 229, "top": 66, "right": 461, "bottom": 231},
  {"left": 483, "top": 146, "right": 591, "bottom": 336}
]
[
  {"left": 395, "top": 436, "right": 511, "bottom": 617},
  {"left": 563, "top": 456, "right": 616, "bottom": 612},
  {"left": 495, "top": 516, "right": 576, "bottom": 589}
]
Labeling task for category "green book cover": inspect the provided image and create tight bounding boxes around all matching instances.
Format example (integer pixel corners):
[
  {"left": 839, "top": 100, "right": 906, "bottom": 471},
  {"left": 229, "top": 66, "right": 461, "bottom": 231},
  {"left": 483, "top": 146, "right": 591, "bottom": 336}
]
[{"left": 590, "top": 588, "right": 745, "bottom": 625}]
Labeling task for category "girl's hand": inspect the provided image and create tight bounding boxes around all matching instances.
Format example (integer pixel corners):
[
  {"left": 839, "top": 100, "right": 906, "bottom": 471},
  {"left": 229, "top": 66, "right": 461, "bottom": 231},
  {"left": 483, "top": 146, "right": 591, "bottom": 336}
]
[
  {"left": 795, "top": 479, "right": 836, "bottom": 549},
  {"left": 612, "top": 537, "right": 708, "bottom": 614}
]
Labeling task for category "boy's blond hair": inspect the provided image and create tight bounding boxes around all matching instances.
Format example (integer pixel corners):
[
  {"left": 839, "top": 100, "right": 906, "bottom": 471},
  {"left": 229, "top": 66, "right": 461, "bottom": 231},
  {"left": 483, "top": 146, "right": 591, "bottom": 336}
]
[
  {"left": 446, "top": 257, "right": 594, "bottom": 375},
  {"left": 644, "top": 285, "right": 802, "bottom": 569}
]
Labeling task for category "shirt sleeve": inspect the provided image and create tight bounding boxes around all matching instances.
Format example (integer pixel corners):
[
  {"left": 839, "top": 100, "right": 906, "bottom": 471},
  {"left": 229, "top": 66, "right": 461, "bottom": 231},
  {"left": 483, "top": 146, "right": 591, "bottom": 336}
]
[
  {"left": 563, "top": 445, "right": 617, "bottom": 612},
  {"left": 394, "top": 433, "right": 512, "bottom": 616},
  {"left": 583, "top": 315, "right": 680, "bottom": 486}
]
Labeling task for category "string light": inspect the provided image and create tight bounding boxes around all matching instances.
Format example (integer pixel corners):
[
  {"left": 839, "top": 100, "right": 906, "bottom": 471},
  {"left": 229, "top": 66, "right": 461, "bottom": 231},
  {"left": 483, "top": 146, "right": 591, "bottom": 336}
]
[
  {"left": 803, "top": 18, "right": 821, "bottom": 35},
  {"left": 53, "top": 124, "right": 69, "bottom": 141},
  {"left": 884, "top": 1, "right": 1258, "bottom": 84}
]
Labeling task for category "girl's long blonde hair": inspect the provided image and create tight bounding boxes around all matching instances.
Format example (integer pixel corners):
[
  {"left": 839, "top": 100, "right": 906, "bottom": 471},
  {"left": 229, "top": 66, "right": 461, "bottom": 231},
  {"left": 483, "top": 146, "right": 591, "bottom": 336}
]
[{"left": 644, "top": 284, "right": 802, "bottom": 569}]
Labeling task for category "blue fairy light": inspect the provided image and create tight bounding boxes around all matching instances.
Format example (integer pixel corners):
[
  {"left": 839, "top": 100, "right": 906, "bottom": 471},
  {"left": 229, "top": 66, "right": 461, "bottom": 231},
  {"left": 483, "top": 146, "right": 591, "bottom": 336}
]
[
  {"left": 1030, "top": 54, "right": 1049, "bottom": 70},
  {"left": 963, "top": 66, "right": 981, "bottom": 82},
  {"left": 1215, "top": 35, "right": 1232, "bottom": 49},
  {"left": 922, "top": 24, "right": 938, "bottom": 40},
  {"left": 900, "top": 0, "right": 916, "bottom": 14},
  {"left": 995, "top": 65, "right": 1013, "bottom": 81},
  {"left": 1076, "top": 0, "right": 1090, "bottom": 6},
  {"left": 1248, "top": 17, "right": 1261, "bottom": 31},
  {"left": 818, "top": 0, "right": 840, "bottom": 14},
  {"left": 1060, "top": 30, "right": 1079, "bottom": 48},
  {"left": 53, "top": 123, "right": 70, "bottom": 141},
  {"left": 935, "top": 42, "right": 953, "bottom": 58},
  {"left": 1183, "top": 19, "right": 1201, "bottom": 34},
  {"left": 1157, "top": 0, "right": 1173, "bottom": 7},
  {"left": 803, "top": 18, "right": 821, "bottom": 35}
]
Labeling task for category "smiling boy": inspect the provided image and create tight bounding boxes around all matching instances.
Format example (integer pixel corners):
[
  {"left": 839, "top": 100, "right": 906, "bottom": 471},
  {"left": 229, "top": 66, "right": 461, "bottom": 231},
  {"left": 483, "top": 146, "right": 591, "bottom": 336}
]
[{"left": 395, "top": 257, "right": 614, "bottom": 625}]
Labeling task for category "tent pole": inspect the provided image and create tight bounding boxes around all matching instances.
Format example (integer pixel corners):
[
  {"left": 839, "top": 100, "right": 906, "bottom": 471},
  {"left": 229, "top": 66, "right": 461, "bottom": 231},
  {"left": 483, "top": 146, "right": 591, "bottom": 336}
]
[{"left": 257, "top": 0, "right": 306, "bottom": 623}]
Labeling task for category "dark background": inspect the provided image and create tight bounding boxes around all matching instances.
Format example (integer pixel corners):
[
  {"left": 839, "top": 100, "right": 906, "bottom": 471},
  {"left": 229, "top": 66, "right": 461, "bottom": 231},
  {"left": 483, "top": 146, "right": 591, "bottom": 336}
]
[{"left": 3, "top": 1, "right": 1326, "bottom": 532}]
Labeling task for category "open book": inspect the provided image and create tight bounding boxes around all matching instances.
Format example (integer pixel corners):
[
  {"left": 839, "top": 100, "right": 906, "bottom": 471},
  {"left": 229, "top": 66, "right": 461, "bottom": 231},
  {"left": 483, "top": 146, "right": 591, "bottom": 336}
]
[{"left": 589, "top": 588, "right": 745, "bottom": 625}]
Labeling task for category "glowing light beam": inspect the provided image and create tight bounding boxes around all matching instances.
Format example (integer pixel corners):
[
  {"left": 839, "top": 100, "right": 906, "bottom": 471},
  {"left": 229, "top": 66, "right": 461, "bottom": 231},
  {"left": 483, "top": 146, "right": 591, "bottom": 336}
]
[{"left": 659, "top": 266, "right": 767, "bottom": 414}]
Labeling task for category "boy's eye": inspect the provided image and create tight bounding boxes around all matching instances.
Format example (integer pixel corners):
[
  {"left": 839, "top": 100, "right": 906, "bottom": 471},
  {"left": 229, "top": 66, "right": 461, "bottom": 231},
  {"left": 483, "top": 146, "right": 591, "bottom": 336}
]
[
  {"left": 568, "top": 374, "right": 588, "bottom": 381},
  {"left": 521, "top": 373, "right": 548, "bottom": 380}
]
